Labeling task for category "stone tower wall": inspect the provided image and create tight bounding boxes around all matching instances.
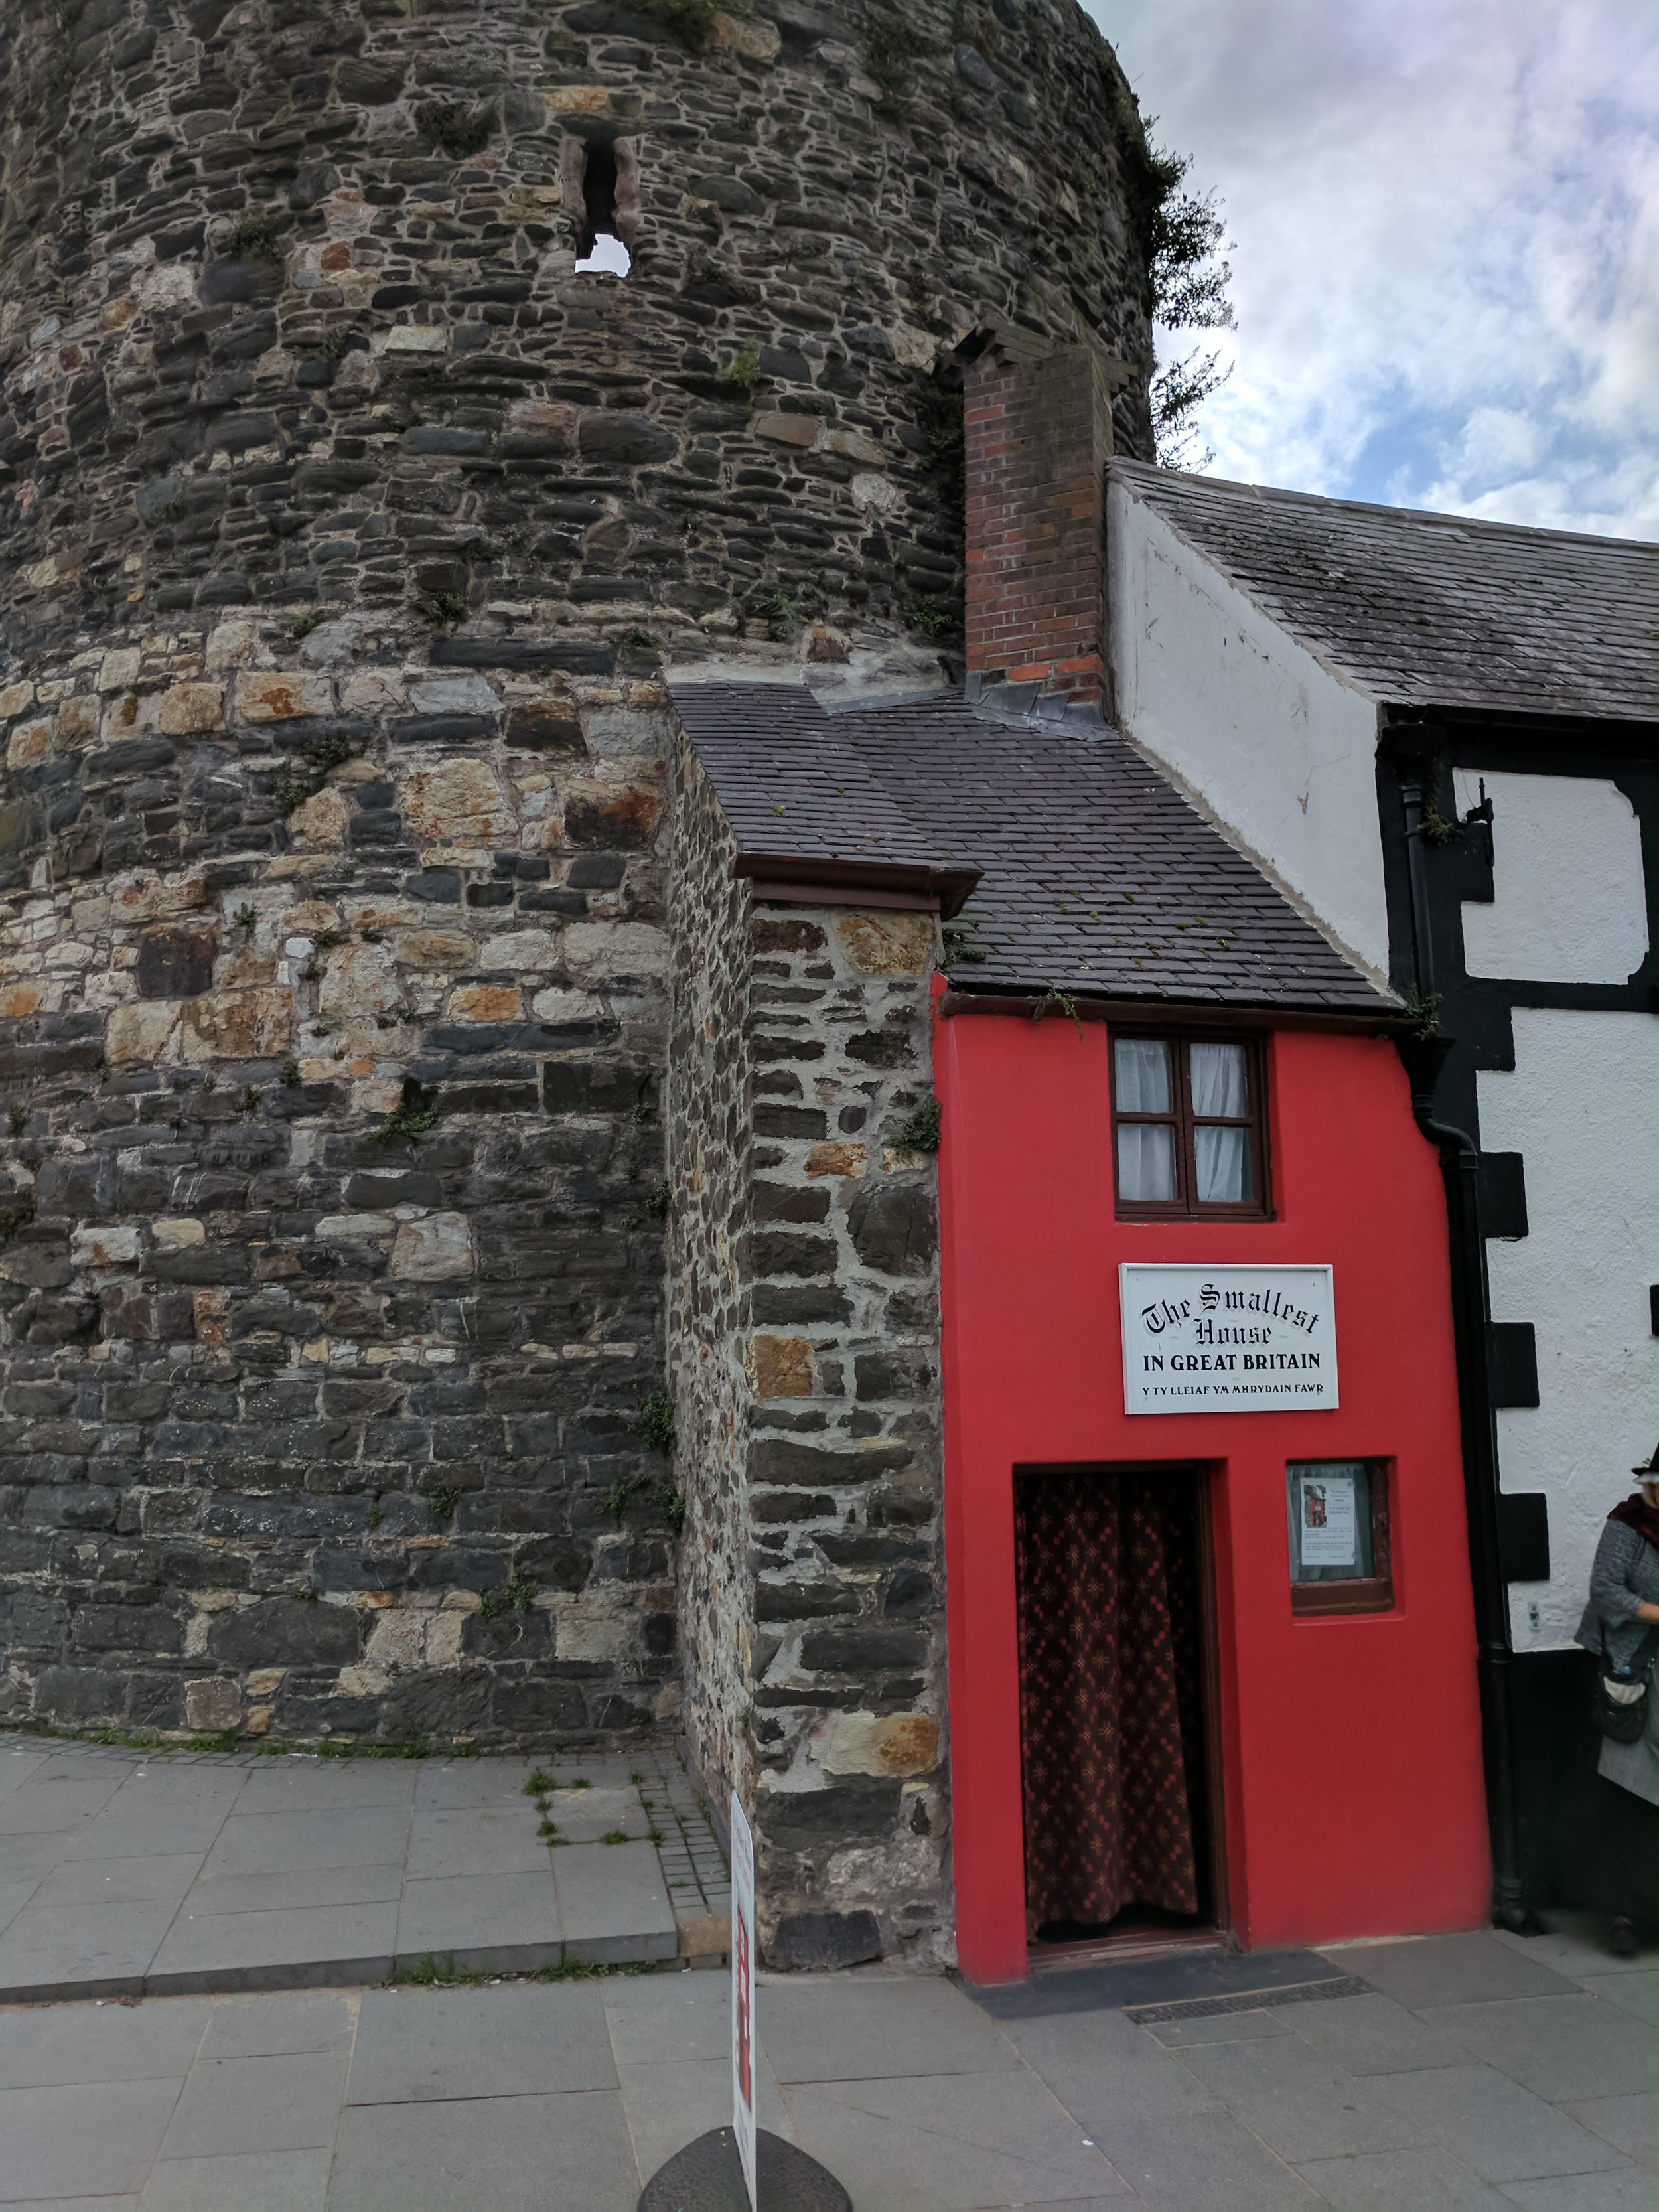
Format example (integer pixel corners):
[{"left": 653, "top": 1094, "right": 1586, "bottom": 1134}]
[{"left": 0, "top": 0, "right": 1153, "bottom": 1744}]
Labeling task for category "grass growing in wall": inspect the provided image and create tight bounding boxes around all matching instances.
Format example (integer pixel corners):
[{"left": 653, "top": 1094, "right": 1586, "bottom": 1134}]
[{"left": 637, "top": 1392, "right": 676, "bottom": 1453}]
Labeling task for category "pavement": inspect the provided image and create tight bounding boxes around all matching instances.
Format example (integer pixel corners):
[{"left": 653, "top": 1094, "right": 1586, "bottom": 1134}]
[
  {"left": 2, "top": 1737, "right": 1656, "bottom": 2209},
  {"left": 0, "top": 1733, "right": 727, "bottom": 2002}
]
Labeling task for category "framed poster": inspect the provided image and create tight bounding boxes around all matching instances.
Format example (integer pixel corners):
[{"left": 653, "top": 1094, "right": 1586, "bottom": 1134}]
[
  {"left": 1287, "top": 1459, "right": 1394, "bottom": 1614},
  {"left": 1120, "top": 1264, "right": 1338, "bottom": 1414},
  {"left": 1292, "top": 1465, "right": 1360, "bottom": 1568},
  {"left": 729, "top": 1789, "right": 757, "bottom": 2209}
]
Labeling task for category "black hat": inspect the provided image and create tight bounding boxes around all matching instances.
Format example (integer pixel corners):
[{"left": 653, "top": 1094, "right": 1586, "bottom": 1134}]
[{"left": 1635, "top": 1439, "right": 1659, "bottom": 1478}]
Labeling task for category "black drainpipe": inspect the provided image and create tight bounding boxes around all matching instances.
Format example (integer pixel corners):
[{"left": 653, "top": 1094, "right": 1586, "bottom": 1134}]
[{"left": 1398, "top": 778, "right": 1531, "bottom": 1933}]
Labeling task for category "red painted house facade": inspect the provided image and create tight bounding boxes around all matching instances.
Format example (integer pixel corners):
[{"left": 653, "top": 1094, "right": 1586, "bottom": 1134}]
[{"left": 934, "top": 1003, "right": 1490, "bottom": 1984}]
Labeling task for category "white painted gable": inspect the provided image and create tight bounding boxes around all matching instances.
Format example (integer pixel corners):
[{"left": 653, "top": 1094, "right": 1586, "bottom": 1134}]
[{"left": 1106, "top": 480, "right": 1389, "bottom": 982}]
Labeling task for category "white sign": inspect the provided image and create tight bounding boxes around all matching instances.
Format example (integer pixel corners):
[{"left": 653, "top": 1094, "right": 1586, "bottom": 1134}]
[
  {"left": 1294, "top": 1466, "right": 1358, "bottom": 1566},
  {"left": 1120, "top": 1264, "right": 1338, "bottom": 1414},
  {"left": 729, "top": 1790, "right": 757, "bottom": 2209}
]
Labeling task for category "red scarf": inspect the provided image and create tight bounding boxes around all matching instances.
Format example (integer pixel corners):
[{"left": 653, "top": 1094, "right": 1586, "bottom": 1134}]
[{"left": 1609, "top": 1494, "right": 1659, "bottom": 1548}]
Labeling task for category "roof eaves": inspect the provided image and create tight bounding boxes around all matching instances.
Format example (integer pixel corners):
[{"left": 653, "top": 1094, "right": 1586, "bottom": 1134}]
[
  {"left": 938, "top": 982, "right": 1403, "bottom": 1029},
  {"left": 735, "top": 851, "right": 981, "bottom": 918}
]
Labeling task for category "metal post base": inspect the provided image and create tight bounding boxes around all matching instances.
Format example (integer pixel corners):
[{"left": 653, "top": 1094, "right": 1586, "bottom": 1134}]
[{"left": 638, "top": 2126, "right": 852, "bottom": 2211}]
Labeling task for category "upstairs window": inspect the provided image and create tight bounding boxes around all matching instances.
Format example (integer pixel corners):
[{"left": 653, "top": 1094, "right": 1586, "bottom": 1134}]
[{"left": 1110, "top": 1033, "right": 1271, "bottom": 1219}]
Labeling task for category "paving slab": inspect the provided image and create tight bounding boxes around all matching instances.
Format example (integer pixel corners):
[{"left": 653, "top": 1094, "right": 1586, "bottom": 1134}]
[
  {"left": 1173, "top": 2033, "right": 1431, "bottom": 2163},
  {"left": 137, "top": 2148, "right": 332, "bottom": 2212},
  {"left": 0, "top": 2075, "right": 184, "bottom": 2201},
  {"left": 1557, "top": 2092, "right": 1659, "bottom": 2169},
  {"left": 618, "top": 2055, "right": 796, "bottom": 2186},
  {"left": 1, "top": 1833, "right": 82, "bottom": 1884},
  {"left": 1293, "top": 2144, "right": 1512, "bottom": 2208},
  {"left": 1418, "top": 1993, "right": 1659, "bottom": 2102},
  {"left": 30, "top": 1855, "right": 205, "bottom": 1909},
  {"left": 0, "top": 1998, "right": 210, "bottom": 2090},
  {"left": 1500, "top": 2173, "right": 1659, "bottom": 2211},
  {"left": 1573, "top": 1969, "right": 1659, "bottom": 2027},
  {"left": 541, "top": 1783, "right": 654, "bottom": 1843},
  {"left": 603, "top": 1968, "right": 729, "bottom": 2065},
  {"left": 1278, "top": 1990, "right": 1475, "bottom": 2076},
  {"left": 0, "top": 1747, "right": 50, "bottom": 1801},
  {"left": 59, "top": 1808, "right": 234, "bottom": 1864},
  {"left": 325, "top": 2087, "right": 640, "bottom": 2212},
  {"left": 1083, "top": 2104, "right": 1327, "bottom": 2208},
  {"left": 997, "top": 2003, "right": 1226, "bottom": 2124},
  {"left": 393, "top": 1870, "right": 562, "bottom": 1974},
  {"left": 0, "top": 1772, "right": 126, "bottom": 1834},
  {"left": 0, "top": 1901, "right": 184, "bottom": 2002},
  {"left": 232, "top": 1765, "right": 419, "bottom": 1817},
  {"left": 147, "top": 1901, "right": 399, "bottom": 1993},
  {"left": 199, "top": 1992, "right": 357, "bottom": 2061},
  {"left": 1319, "top": 1933, "right": 1578, "bottom": 2011},
  {"left": 1369, "top": 2062, "right": 1632, "bottom": 2184},
  {"left": 346, "top": 1983, "right": 617, "bottom": 2104},
  {"left": 780, "top": 2068, "right": 1131, "bottom": 2209},
  {"left": 180, "top": 1864, "right": 404, "bottom": 1917},
  {"left": 762, "top": 1971, "right": 1025, "bottom": 2083},
  {"left": 0, "top": 1877, "right": 42, "bottom": 1931},
  {"left": 198, "top": 1808, "right": 412, "bottom": 1881},
  {"left": 157, "top": 2049, "right": 349, "bottom": 2158},
  {"left": 553, "top": 1840, "right": 678, "bottom": 1964},
  {"left": 404, "top": 1803, "right": 550, "bottom": 1878},
  {"left": 411, "top": 1757, "right": 540, "bottom": 1810}
]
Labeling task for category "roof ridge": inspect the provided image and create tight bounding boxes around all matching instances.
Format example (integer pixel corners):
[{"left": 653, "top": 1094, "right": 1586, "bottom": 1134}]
[{"left": 1109, "top": 458, "right": 1659, "bottom": 559}]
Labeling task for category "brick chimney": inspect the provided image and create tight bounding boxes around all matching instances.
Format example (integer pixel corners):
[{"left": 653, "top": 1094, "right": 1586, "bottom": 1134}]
[{"left": 962, "top": 329, "right": 1123, "bottom": 705}]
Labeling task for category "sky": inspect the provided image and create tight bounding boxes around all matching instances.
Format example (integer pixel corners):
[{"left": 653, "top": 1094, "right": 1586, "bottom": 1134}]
[{"left": 1089, "top": 0, "right": 1659, "bottom": 539}]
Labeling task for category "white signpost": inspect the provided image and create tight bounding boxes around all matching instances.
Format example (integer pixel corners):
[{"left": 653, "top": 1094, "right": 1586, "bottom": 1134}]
[
  {"left": 729, "top": 1790, "right": 758, "bottom": 2209},
  {"left": 1120, "top": 1264, "right": 1338, "bottom": 1415}
]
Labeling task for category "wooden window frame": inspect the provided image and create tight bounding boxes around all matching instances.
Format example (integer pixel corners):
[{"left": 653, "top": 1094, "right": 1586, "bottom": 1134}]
[
  {"left": 1108, "top": 1030, "right": 1273, "bottom": 1222},
  {"left": 1287, "top": 1459, "right": 1394, "bottom": 1617}
]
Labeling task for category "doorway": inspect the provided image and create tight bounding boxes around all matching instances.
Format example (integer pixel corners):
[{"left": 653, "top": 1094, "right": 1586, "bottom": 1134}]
[{"left": 1014, "top": 1465, "right": 1220, "bottom": 1950}]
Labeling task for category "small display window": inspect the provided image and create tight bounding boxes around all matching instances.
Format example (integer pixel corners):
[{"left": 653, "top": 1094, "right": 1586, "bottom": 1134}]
[{"left": 1287, "top": 1461, "right": 1394, "bottom": 1616}]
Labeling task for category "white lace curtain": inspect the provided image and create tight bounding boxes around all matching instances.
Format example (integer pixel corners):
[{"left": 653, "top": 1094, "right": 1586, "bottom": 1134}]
[
  {"left": 1190, "top": 1043, "right": 1248, "bottom": 1203},
  {"left": 1116, "top": 1041, "right": 1173, "bottom": 1199}
]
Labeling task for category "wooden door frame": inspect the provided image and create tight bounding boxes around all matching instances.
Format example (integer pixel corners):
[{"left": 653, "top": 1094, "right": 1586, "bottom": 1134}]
[
  {"left": 1013, "top": 1457, "right": 1232, "bottom": 1952},
  {"left": 1191, "top": 1459, "right": 1232, "bottom": 1941}
]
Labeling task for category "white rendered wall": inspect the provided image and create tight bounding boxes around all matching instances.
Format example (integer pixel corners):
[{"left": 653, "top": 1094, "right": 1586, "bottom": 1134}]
[
  {"left": 1453, "top": 769, "right": 1650, "bottom": 984},
  {"left": 1476, "top": 1008, "right": 1659, "bottom": 1649},
  {"left": 1106, "top": 484, "right": 1390, "bottom": 981}
]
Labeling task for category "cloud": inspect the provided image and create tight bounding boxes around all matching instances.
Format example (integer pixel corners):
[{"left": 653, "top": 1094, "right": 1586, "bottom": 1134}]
[{"left": 1090, "top": 0, "right": 1659, "bottom": 536}]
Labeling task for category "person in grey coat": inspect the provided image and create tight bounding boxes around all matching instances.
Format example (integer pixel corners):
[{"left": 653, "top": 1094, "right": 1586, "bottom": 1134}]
[{"left": 1573, "top": 1444, "right": 1659, "bottom": 1956}]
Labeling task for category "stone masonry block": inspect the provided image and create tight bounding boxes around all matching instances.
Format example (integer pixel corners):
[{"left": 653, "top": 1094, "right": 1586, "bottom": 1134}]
[
  {"left": 157, "top": 681, "right": 225, "bottom": 735},
  {"left": 818, "top": 1710, "right": 940, "bottom": 1777},
  {"left": 234, "top": 671, "right": 335, "bottom": 721},
  {"left": 753, "top": 1335, "right": 813, "bottom": 1397},
  {"left": 835, "top": 913, "right": 934, "bottom": 974}
]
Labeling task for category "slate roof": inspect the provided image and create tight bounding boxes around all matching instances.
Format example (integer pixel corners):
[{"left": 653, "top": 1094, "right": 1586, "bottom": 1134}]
[
  {"left": 672, "top": 681, "right": 1391, "bottom": 1015},
  {"left": 1112, "top": 459, "right": 1659, "bottom": 724}
]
